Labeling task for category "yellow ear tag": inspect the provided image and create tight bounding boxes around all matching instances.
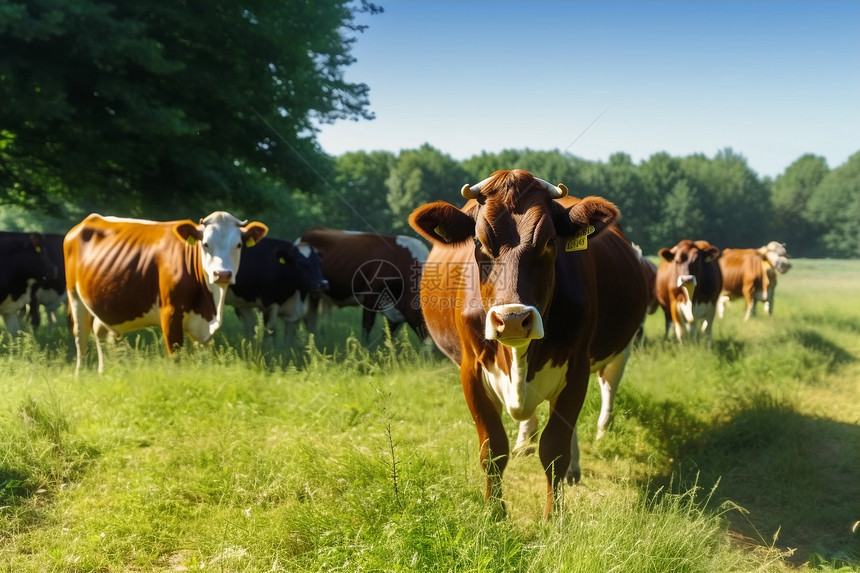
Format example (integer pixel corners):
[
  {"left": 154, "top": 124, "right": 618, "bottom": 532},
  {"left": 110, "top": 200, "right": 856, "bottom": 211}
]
[
  {"left": 434, "top": 225, "right": 451, "bottom": 243},
  {"left": 186, "top": 236, "right": 197, "bottom": 246},
  {"left": 245, "top": 237, "right": 256, "bottom": 248},
  {"left": 35, "top": 246, "right": 42, "bottom": 253},
  {"left": 279, "top": 257, "right": 286, "bottom": 264},
  {"left": 565, "top": 225, "right": 595, "bottom": 252}
]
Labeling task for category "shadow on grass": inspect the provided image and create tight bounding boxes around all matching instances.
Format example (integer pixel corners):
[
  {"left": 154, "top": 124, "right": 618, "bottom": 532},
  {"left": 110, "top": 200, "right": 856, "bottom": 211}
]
[
  {"left": 791, "top": 329, "right": 856, "bottom": 371},
  {"left": 646, "top": 396, "right": 860, "bottom": 567}
]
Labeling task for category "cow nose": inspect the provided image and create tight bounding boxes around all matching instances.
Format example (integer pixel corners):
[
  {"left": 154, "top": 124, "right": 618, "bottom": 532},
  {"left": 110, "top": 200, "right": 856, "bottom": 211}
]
[
  {"left": 315, "top": 279, "right": 330, "bottom": 293},
  {"left": 213, "top": 270, "right": 233, "bottom": 284},
  {"left": 485, "top": 304, "right": 544, "bottom": 343},
  {"left": 677, "top": 274, "right": 697, "bottom": 288}
]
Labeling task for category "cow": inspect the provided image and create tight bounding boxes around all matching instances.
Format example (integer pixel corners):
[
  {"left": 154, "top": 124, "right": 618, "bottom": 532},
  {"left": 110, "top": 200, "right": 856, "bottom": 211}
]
[
  {"left": 409, "top": 169, "right": 648, "bottom": 518},
  {"left": 23, "top": 233, "right": 67, "bottom": 329},
  {"left": 717, "top": 242, "right": 791, "bottom": 320},
  {"left": 226, "top": 238, "right": 328, "bottom": 344},
  {"left": 64, "top": 212, "right": 268, "bottom": 375},
  {"left": 299, "top": 226, "right": 429, "bottom": 342},
  {"left": 0, "top": 231, "right": 58, "bottom": 336},
  {"left": 632, "top": 243, "right": 659, "bottom": 346},
  {"left": 655, "top": 239, "right": 722, "bottom": 343}
]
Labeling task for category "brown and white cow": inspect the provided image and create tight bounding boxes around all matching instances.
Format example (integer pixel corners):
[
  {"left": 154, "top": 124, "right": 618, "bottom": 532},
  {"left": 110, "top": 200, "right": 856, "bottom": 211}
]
[
  {"left": 718, "top": 242, "right": 791, "bottom": 320},
  {"left": 409, "top": 170, "right": 648, "bottom": 517},
  {"left": 655, "top": 239, "right": 722, "bottom": 343},
  {"left": 299, "top": 226, "right": 429, "bottom": 342},
  {"left": 64, "top": 212, "right": 268, "bottom": 374}
]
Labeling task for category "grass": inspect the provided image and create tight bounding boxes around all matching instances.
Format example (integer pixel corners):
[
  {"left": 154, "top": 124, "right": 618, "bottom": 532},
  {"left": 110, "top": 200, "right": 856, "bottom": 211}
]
[{"left": 0, "top": 259, "right": 858, "bottom": 572}]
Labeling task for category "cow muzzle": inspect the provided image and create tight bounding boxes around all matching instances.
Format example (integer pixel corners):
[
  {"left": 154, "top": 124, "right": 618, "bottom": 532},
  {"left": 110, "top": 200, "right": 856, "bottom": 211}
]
[
  {"left": 485, "top": 304, "right": 544, "bottom": 346},
  {"left": 212, "top": 270, "right": 234, "bottom": 285},
  {"left": 313, "top": 279, "right": 330, "bottom": 293}
]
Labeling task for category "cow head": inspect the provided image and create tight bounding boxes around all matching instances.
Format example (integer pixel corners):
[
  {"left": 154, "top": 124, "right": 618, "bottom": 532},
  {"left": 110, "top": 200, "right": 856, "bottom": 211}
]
[
  {"left": 659, "top": 239, "right": 720, "bottom": 320},
  {"left": 760, "top": 241, "right": 792, "bottom": 274},
  {"left": 174, "top": 211, "right": 268, "bottom": 287},
  {"left": 409, "top": 169, "right": 619, "bottom": 348},
  {"left": 290, "top": 242, "right": 329, "bottom": 295}
]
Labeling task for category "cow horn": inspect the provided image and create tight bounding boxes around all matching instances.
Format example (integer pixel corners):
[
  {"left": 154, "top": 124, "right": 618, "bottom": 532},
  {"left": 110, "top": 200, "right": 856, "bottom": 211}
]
[
  {"left": 461, "top": 176, "right": 494, "bottom": 200},
  {"left": 537, "top": 178, "right": 568, "bottom": 198}
]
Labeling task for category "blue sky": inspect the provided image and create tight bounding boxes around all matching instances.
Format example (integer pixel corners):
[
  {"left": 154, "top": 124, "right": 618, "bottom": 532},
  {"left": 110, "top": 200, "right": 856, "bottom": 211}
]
[{"left": 314, "top": 1, "right": 859, "bottom": 178}]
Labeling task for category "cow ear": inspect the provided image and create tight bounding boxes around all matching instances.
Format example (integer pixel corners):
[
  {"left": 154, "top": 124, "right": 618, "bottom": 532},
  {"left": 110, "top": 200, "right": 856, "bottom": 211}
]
[
  {"left": 409, "top": 201, "right": 475, "bottom": 245},
  {"left": 704, "top": 246, "right": 720, "bottom": 262},
  {"left": 174, "top": 221, "right": 203, "bottom": 245},
  {"left": 555, "top": 197, "right": 620, "bottom": 238},
  {"left": 658, "top": 248, "right": 674, "bottom": 262},
  {"left": 242, "top": 222, "right": 268, "bottom": 248}
]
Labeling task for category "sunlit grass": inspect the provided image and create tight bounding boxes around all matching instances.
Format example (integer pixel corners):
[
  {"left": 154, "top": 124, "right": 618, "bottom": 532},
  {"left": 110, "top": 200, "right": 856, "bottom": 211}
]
[{"left": 0, "top": 259, "right": 857, "bottom": 571}]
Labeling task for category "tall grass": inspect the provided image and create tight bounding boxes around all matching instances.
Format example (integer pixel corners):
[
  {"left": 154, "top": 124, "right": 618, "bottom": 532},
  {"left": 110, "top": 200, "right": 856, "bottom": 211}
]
[{"left": 0, "top": 259, "right": 857, "bottom": 571}]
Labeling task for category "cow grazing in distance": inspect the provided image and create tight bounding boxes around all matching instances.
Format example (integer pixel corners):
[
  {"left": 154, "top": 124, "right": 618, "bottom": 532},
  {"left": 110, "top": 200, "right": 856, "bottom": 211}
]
[
  {"left": 64, "top": 212, "right": 268, "bottom": 375},
  {"left": 226, "top": 238, "right": 328, "bottom": 343},
  {"left": 409, "top": 170, "right": 648, "bottom": 518},
  {"left": 655, "top": 239, "right": 722, "bottom": 343},
  {"left": 299, "top": 226, "right": 429, "bottom": 342},
  {"left": 631, "top": 243, "right": 659, "bottom": 345},
  {"left": 0, "top": 231, "right": 58, "bottom": 336},
  {"left": 718, "top": 242, "right": 792, "bottom": 320},
  {"left": 24, "top": 233, "right": 67, "bottom": 328}
]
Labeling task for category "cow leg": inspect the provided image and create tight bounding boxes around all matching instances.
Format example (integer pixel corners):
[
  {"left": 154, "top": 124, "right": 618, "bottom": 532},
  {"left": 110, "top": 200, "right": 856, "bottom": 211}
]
[
  {"left": 717, "top": 294, "right": 730, "bottom": 318},
  {"left": 160, "top": 305, "right": 185, "bottom": 354},
  {"left": 513, "top": 415, "right": 538, "bottom": 457},
  {"left": 92, "top": 318, "right": 111, "bottom": 375},
  {"left": 2, "top": 311, "right": 22, "bottom": 337},
  {"left": 461, "top": 360, "right": 508, "bottom": 517},
  {"left": 361, "top": 308, "right": 376, "bottom": 344},
  {"left": 234, "top": 307, "right": 258, "bottom": 339},
  {"left": 596, "top": 344, "right": 632, "bottom": 439},
  {"left": 68, "top": 292, "right": 93, "bottom": 376},
  {"left": 542, "top": 366, "right": 589, "bottom": 517}
]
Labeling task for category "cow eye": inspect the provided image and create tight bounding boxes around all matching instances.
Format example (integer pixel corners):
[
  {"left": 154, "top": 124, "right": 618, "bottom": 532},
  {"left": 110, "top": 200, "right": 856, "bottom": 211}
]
[
  {"left": 473, "top": 237, "right": 482, "bottom": 248},
  {"left": 546, "top": 237, "right": 556, "bottom": 250},
  {"left": 236, "top": 242, "right": 242, "bottom": 249}
]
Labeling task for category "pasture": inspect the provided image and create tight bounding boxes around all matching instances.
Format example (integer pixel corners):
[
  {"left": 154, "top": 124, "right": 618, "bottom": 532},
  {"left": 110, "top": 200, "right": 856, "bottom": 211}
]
[{"left": 1, "top": 259, "right": 858, "bottom": 572}]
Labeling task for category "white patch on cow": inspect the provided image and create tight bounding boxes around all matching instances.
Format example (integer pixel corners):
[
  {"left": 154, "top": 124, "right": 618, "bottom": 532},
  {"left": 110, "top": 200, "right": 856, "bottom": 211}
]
[
  {"left": 102, "top": 304, "right": 161, "bottom": 336},
  {"left": 395, "top": 235, "right": 429, "bottom": 263},
  {"left": 0, "top": 294, "right": 25, "bottom": 334},
  {"left": 295, "top": 243, "right": 313, "bottom": 258},
  {"left": 99, "top": 215, "right": 161, "bottom": 225},
  {"left": 481, "top": 346, "right": 567, "bottom": 421},
  {"left": 198, "top": 212, "right": 245, "bottom": 286}
]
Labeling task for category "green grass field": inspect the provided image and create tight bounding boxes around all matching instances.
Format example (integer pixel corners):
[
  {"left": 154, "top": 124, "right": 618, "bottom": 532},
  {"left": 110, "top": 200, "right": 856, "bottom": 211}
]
[{"left": 1, "top": 259, "right": 858, "bottom": 572}]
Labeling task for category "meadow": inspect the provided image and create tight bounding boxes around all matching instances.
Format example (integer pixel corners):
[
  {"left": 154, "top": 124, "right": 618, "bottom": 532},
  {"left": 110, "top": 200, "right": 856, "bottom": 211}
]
[{"left": 1, "top": 259, "right": 858, "bottom": 572}]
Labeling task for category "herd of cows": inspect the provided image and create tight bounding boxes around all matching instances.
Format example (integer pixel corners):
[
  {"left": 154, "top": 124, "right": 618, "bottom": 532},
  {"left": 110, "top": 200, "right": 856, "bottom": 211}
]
[{"left": 0, "top": 169, "right": 792, "bottom": 516}]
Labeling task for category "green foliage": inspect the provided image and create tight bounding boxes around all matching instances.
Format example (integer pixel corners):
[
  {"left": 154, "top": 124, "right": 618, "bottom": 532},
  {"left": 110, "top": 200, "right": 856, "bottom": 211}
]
[
  {"left": 0, "top": 0, "right": 377, "bottom": 219},
  {"left": 806, "top": 152, "right": 860, "bottom": 258},
  {"left": 770, "top": 154, "right": 829, "bottom": 256}
]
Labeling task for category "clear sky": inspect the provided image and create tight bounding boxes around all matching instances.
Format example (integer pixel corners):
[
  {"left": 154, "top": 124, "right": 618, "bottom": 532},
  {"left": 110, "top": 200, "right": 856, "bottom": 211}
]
[{"left": 314, "top": 0, "right": 860, "bottom": 179}]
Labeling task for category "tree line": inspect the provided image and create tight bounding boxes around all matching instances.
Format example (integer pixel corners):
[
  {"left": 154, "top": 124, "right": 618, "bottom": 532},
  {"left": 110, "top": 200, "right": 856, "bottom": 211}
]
[{"left": 1, "top": 1, "right": 857, "bottom": 258}]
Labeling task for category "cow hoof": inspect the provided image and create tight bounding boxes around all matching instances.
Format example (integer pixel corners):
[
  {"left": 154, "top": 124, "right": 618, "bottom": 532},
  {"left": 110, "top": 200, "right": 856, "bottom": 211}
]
[
  {"left": 565, "top": 469, "right": 581, "bottom": 486},
  {"left": 512, "top": 444, "right": 536, "bottom": 457}
]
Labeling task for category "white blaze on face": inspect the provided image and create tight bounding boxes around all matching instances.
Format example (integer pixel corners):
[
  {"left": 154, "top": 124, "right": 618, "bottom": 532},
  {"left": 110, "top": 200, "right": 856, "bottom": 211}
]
[
  {"left": 199, "top": 212, "right": 245, "bottom": 286},
  {"left": 675, "top": 276, "right": 697, "bottom": 323}
]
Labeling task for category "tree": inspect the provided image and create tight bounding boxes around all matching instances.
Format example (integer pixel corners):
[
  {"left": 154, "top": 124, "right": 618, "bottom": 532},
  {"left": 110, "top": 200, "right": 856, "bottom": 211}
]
[
  {"left": 331, "top": 150, "right": 396, "bottom": 234},
  {"left": 386, "top": 144, "right": 466, "bottom": 233},
  {"left": 0, "top": 1, "right": 379, "bottom": 219},
  {"left": 806, "top": 152, "right": 860, "bottom": 258},
  {"left": 770, "top": 154, "right": 829, "bottom": 256}
]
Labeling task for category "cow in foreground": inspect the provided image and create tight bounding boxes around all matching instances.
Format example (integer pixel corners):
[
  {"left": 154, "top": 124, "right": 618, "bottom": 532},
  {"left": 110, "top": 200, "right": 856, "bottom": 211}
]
[
  {"left": 655, "top": 239, "right": 722, "bottom": 343},
  {"left": 64, "top": 212, "right": 268, "bottom": 374},
  {"left": 226, "top": 238, "right": 328, "bottom": 344},
  {"left": 299, "top": 226, "right": 429, "bottom": 342},
  {"left": 0, "top": 231, "right": 58, "bottom": 335},
  {"left": 409, "top": 170, "right": 648, "bottom": 518},
  {"left": 718, "top": 242, "right": 791, "bottom": 320}
]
